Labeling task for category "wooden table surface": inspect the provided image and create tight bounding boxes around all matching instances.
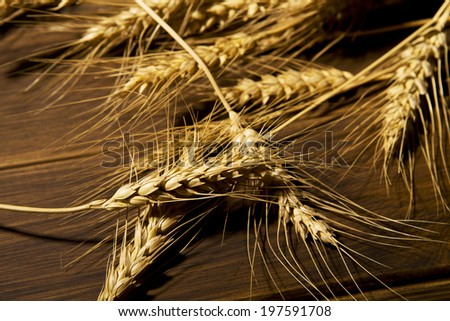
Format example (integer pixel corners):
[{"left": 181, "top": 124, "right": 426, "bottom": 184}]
[{"left": 0, "top": 1, "right": 449, "bottom": 301}]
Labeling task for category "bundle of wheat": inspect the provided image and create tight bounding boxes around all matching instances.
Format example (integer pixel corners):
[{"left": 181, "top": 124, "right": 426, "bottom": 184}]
[{"left": 0, "top": 0, "right": 448, "bottom": 301}]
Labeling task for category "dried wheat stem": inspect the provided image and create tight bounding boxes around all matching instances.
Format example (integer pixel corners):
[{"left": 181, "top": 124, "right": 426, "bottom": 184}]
[
  {"left": 98, "top": 205, "right": 181, "bottom": 300},
  {"left": 0, "top": 199, "right": 105, "bottom": 213},
  {"left": 381, "top": 31, "right": 447, "bottom": 164},
  {"left": 224, "top": 66, "right": 353, "bottom": 106}
]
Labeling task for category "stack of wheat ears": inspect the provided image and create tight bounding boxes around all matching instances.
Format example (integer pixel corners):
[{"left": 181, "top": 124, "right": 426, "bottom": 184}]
[{"left": 0, "top": 0, "right": 449, "bottom": 300}]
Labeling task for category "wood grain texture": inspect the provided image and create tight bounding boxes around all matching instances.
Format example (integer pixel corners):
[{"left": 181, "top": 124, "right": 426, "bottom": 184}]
[{"left": 0, "top": 1, "right": 449, "bottom": 301}]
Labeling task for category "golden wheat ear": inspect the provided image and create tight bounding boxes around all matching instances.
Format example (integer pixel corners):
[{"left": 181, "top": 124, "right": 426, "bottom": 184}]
[
  {"left": 184, "top": 0, "right": 283, "bottom": 36},
  {"left": 0, "top": 0, "right": 78, "bottom": 26},
  {"left": 97, "top": 204, "right": 188, "bottom": 300},
  {"left": 342, "top": 1, "right": 450, "bottom": 217}
]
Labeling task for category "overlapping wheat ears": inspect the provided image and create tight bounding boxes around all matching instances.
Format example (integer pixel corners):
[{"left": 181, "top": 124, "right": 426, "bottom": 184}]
[{"left": 0, "top": 0, "right": 449, "bottom": 300}]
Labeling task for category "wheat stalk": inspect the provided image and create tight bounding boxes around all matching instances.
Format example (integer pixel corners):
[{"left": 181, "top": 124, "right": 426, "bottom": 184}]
[{"left": 223, "top": 66, "right": 353, "bottom": 107}]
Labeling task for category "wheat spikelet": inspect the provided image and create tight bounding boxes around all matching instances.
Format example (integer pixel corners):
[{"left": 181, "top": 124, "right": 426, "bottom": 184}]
[
  {"left": 341, "top": 1, "right": 450, "bottom": 214},
  {"left": 116, "top": 0, "right": 325, "bottom": 92},
  {"left": 78, "top": 6, "right": 148, "bottom": 44},
  {"left": 17, "top": 0, "right": 199, "bottom": 105},
  {"left": 224, "top": 66, "right": 353, "bottom": 107},
  {"left": 100, "top": 123, "right": 273, "bottom": 210}
]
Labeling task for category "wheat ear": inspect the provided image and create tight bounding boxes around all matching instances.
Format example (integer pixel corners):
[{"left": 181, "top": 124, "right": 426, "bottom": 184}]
[
  {"left": 98, "top": 205, "right": 181, "bottom": 300},
  {"left": 0, "top": 0, "right": 77, "bottom": 25},
  {"left": 79, "top": 0, "right": 194, "bottom": 48},
  {"left": 344, "top": 1, "right": 450, "bottom": 214},
  {"left": 224, "top": 66, "right": 353, "bottom": 107},
  {"left": 185, "top": 0, "right": 283, "bottom": 35},
  {"left": 381, "top": 31, "right": 447, "bottom": 168},
  {"left": 277, "top": 188, "right": 336, "bottom": 245}
]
